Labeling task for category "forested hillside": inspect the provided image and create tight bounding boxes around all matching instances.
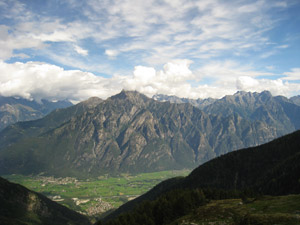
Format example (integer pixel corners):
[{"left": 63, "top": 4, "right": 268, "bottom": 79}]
[
  {"left": 102, "top": 130, "right": 300, "bottom": 225},
  {"left": 0, "top": 177, "right": 91, "bottom": 225}
]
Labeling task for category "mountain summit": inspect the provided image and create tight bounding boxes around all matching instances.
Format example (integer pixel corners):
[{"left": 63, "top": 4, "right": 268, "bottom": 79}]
[{"left": 0, "top": 91, "right": 290, "bottom": 177}]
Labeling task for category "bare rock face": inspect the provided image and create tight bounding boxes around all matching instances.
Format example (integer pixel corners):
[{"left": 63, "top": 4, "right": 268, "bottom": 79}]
[{"left": 0, "top": 90, "right": 296, "bottom": 177}]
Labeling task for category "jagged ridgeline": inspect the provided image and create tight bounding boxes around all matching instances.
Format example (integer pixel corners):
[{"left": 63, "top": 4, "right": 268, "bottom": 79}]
[
  {"left": 0, "top": 90, "right": 299, "bottom": 177},
  {"left": 154, "top": 90, "right": 300, "bottom": 135}
]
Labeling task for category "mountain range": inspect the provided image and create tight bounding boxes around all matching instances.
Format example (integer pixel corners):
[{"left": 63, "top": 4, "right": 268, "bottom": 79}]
[
  {"left": 1, "top": 90, "right": 299, "bottom": 177},
  {"left": 0, "top": 95, "right": 72, "bottom": 131},
  {"left": 154, "top": 90, "right": 300, "bottom": 136}
]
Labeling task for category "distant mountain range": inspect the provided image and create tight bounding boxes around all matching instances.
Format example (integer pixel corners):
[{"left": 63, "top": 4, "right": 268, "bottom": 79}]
[
  {"left": 1, "top": 90, "right": 299, "bottom": 177},
  {"left": 0, "top": 95, "right": 73, "bottom": 131},
  {"left": 103, "top": 129, "right": 300, "bottom": 224},
  {"left": 154, "top": 91, "right": 300, "bottom": 136},
  {"left": 153, "top": 94, "right": 217, "bottom": 109},
  {"left": 154, "top": 91, "right": 300, "bottom": 107},
  {"left": 0, "top": 176, "right": 91, "bottom": 225}
]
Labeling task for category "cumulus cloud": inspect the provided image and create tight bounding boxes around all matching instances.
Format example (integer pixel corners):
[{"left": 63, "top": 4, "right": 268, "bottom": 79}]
[
  {"left": 236, "top": 76, "right": 260, "bottom": 91},
  {"left": 236, "top": 76, "right": 294, "bottom": 96},
  {"left": 0, "top": 61, "right": 117, "bottom": 102},
  {"left": 123, "top": 59, "right": 195, "bottom": 97},
  {"left": 0, "top": 60, "right": 199, "bottom": 102},
  {"left": 1, "top": 60, "right": 299, "bottom": 103}
]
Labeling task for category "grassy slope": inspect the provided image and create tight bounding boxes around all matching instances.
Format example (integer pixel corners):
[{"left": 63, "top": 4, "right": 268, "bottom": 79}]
[{"left": 171, "top": 195, "right": 300, "bottom": 225}]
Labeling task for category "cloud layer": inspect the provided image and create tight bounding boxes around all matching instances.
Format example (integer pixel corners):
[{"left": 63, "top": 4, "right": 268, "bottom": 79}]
[{"left": 1, "top": 61, "right": 299, "bottom": 103}]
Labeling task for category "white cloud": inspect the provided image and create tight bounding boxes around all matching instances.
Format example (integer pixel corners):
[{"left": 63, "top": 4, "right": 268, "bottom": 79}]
[
  {"left": 0, "top": 61, "right": 116, "bottom": 102},
  {"left": 0, "top": 60, "right": 198, "bottom": 102},
  {"left": 236, "top": 76, "right": 293, "bottom": 97},
  {"left": 0, "top": 25, "right": 46, "bottom": 60},
  {"left": 276, "top": 44, "right": 289, "bottom": 49},
  {"left": 74, "top": 45, "right": 88, "bottom": 56},
  {"left": 0, "top": 60, "right": 299, "bottom": 103},
  {"left": 121, "top": 59, "right": 194, "bottom": 97},
  {"left": 105, "top": 49, "right": 119, "bottom": 59},
  {"left": 236, "top": 76, "right": 260, "bottom": 91},
  {"left": 283, "top": 68, "right": 300, "bottom": 81},
  {"left": 199, "top": 42, "right": 232, "bottom": 53}
]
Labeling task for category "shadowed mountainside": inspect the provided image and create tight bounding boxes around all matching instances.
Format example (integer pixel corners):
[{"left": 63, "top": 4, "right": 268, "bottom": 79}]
[{"left": 0, "top": 176, "right": 91, "bottom": 225}]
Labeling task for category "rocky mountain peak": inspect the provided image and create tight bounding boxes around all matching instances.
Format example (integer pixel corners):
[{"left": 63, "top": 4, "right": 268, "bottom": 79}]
[
  {"left": 258, "top": 90, "right": 272, "bottom": 100},
  {"left": 234, "top": 90, "right": 249, "bottom": 96},
  {"left": 80, "top": 96, "right": 103, "bottom": 108},
  {"left": 109, "top": 90, "right": 151, "bottom": 106}
]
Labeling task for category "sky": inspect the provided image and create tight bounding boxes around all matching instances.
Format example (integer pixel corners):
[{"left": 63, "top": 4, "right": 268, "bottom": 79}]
[{"left": 0, "top": 0, "right": 300, "bottom": 102}]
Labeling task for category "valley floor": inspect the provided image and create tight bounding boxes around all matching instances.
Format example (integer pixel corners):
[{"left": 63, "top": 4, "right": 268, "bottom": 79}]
[{"left": 4, "top": 170, "right": 190, "bottom": 221}]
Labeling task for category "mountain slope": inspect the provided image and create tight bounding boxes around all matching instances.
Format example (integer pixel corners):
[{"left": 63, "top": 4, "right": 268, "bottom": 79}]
[
  {"left": 183, "top": 129, "right": 300, "bottom": 194},
  {"left": 202, "top": 91, "right": 300, "bottom": 135},
  {"left": 0, "top": 95, "right": 72, "bottom": 131},
  {"left": 0, "top": 91, "right": 281, "bottom": 177},
  {"left": 290, "top": 95, "right": 300, "bottom": 106},
  {"left": 103, "top": 130, "right": 300, "bottom": 223},
  {"left": 0, "top": 96, "right": 103, "bottom": 149},
  {"left": 0, "top": 176, "right": 91, "bottom": 225}
]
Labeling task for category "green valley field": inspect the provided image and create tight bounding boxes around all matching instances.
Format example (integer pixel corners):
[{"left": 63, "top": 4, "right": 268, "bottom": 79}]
[{"left": 4, "top": 170, "right": 189, "bottom": 221}]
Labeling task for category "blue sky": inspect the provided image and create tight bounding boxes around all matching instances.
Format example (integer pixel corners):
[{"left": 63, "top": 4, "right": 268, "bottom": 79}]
[{"left": 0, "top": 0, "right": 299, "bottom": 102}]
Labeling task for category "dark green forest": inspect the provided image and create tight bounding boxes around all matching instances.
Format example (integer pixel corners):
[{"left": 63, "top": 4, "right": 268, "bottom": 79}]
[{"left": 100, "top": 130, "right": 300, "bottom": 225}]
